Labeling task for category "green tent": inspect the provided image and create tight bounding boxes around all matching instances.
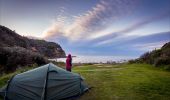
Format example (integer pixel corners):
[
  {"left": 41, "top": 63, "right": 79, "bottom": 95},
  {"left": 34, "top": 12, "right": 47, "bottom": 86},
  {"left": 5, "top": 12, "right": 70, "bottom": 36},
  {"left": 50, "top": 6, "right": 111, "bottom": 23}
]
[{"left": 0, "top": 63, "right": 88, "bottom": 100}]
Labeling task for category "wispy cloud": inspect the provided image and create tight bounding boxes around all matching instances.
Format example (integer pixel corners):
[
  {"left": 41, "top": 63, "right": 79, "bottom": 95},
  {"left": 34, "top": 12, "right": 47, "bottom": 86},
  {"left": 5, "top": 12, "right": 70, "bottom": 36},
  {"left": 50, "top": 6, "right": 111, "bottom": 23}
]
[
  {"left": 93, "top": 11, "right": 170, "bottom": 46},
  {"left": 132, "top": 41, "right": 169, "bottom": 51},
  {"left": 43, "top": 0, "right": 139, "bottom": 41},
  {"left": 43, "top": 0, "right": 170, "bottom": 50},
  {"left": 42, "top": 7, "right": 68, "bottom": 38}
]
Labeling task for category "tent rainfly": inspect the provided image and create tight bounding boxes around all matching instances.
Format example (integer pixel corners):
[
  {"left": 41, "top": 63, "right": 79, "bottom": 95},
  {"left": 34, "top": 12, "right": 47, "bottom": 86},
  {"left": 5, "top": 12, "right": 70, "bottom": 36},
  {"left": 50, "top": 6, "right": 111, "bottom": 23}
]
[{"left": 0, "top": 63, "right": 89, "bottom": 100}]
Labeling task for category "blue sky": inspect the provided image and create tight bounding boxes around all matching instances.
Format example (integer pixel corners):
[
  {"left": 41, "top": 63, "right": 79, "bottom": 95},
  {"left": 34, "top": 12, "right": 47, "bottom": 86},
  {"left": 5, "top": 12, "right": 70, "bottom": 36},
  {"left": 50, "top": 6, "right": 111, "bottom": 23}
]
[{"left": 0, "top": 0, "right": 170, "bottom": 59}]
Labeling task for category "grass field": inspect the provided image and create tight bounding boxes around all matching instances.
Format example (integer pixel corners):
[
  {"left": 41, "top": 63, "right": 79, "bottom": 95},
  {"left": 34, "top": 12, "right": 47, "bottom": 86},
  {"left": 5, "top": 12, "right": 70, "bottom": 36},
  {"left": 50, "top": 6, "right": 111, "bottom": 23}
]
[
  {"left": 1, "top": 63, "right": 170, "bottom": 100},
  {"left": 73, "top": 64, "right": 170, "bottom": 100}
]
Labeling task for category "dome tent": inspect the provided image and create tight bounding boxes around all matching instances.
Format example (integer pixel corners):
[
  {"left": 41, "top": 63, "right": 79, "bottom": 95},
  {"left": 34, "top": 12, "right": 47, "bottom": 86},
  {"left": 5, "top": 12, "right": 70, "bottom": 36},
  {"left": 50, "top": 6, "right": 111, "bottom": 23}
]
[{"left": 0, "top": 63, "right": 88, "bottom": 100}]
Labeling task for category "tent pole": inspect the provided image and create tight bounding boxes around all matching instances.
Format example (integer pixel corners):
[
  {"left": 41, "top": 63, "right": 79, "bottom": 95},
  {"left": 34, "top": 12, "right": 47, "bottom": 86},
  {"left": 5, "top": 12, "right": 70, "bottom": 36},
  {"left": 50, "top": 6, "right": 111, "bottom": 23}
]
[
  {"left": 41, "top": 64, "right": 50, "bottom": 100},
  {"left": 44, "top": 66, "right": 50, "bottom": 100}
]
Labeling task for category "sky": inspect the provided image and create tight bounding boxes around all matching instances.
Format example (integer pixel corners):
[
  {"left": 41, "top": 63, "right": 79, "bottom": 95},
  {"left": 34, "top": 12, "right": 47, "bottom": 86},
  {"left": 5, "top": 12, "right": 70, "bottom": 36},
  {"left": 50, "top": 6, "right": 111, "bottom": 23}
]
[{"left": 0, "top": 0, "right": 170, "bottom": 60}]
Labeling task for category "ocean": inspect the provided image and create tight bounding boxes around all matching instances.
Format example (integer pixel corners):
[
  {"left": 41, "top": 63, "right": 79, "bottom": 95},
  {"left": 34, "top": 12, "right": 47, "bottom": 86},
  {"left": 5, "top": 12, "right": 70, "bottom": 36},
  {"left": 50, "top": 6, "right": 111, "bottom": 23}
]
[{"left": 49, "top": 55, "right": 136, "bottom": 63}]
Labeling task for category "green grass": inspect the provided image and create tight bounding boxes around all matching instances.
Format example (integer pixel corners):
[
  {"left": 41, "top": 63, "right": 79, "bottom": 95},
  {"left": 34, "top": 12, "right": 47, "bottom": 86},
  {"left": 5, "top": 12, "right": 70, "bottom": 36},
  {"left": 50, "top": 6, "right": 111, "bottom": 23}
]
[
  {"left": 73, "top": 64, "right": 170, "bottom": 100},
  {"left": 0, "top": 65, "right": 37, "bottom": 88},
  {"left": 0, "top": 63, "right": 170, "bottom": 100}
]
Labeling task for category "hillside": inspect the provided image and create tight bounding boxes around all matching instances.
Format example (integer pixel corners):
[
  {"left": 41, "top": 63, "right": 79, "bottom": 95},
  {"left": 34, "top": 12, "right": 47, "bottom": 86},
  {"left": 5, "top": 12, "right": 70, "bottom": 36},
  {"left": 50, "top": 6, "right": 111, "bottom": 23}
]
[
  {"left": 0, "top": 25, "right": 65, "bottom": 73},
  {"left": 0, "top": 25, "right": 65, "bottom": 58},
  {"left": 132, "top": 42, "right": 170, "bottom": 68}
]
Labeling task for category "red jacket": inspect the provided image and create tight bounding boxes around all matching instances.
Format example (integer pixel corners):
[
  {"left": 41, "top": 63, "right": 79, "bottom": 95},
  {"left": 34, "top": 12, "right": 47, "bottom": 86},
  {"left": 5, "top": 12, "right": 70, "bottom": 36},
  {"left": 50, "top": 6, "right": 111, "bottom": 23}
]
[{"left": 66, "top": 54, "right": 72, "bottom": 71}]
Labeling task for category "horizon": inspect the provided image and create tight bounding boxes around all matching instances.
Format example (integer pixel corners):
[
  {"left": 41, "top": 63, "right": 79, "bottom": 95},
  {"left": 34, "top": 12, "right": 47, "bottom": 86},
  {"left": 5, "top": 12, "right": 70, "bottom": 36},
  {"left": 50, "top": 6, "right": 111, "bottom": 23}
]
[
  {"left": 55, "top": 55, "right": 136, "bottom": 63},
  {"left": 0, "top": 0, "right": 170, "bottom": 60}
]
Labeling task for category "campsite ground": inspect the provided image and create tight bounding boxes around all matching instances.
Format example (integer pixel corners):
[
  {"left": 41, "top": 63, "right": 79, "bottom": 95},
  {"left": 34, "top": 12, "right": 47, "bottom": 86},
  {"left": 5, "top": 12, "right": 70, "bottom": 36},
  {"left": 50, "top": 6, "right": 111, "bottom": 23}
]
[
  {"left": 1, "top": 63, "right": 170, "bottom": 100},
  {"left": 73, "top": 64, "right": 170, "bottom": 100}
]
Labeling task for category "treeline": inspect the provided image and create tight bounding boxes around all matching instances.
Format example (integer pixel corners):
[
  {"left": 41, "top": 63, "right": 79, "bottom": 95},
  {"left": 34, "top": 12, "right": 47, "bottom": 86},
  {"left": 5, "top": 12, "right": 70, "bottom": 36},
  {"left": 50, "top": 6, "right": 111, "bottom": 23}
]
[{"left": 129, "top": 42, "right": 170, "bottom": 69}]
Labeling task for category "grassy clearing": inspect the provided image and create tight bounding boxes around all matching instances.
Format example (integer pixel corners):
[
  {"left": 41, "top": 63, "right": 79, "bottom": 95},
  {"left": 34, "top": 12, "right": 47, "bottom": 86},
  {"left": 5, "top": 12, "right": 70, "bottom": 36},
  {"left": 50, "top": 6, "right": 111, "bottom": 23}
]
[
  {"left": 73, "top": 64, "right": 170, "bottom": 100},
  {"left": 0, "top": 63, "right": 170, "bottom": 100}
]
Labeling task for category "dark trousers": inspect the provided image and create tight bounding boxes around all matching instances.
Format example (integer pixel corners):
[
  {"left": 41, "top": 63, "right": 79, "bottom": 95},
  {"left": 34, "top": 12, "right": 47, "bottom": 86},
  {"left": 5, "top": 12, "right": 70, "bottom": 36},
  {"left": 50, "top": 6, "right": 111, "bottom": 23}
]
[{"left": 66, "top": 68, "right": 71, "bottom": 72}]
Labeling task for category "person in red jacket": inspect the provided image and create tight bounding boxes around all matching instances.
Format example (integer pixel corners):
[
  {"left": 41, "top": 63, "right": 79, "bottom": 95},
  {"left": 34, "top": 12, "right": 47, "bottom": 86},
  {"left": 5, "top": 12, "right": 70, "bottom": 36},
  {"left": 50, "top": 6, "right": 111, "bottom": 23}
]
[{"left": 66, "top": 54, "right": 72, "bottom": 72}]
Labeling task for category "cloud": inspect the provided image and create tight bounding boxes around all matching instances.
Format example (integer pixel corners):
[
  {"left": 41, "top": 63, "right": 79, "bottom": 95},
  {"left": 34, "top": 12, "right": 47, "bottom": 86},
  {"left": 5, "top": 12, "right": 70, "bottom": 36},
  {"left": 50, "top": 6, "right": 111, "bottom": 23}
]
[
  {"left": 132, "top": 41, "right": 169, "bottom": 51},
  {"left": 94, "top": 11, "right": 170, "bottom": 46},
  {"left": 93, "top": 31, "right": 170, "bottom": 47},
  {"left": 43, "top": 0, "right": 170, "bottom": 46},
  {"left": 42, "top": 6, "right": 68, "bottom": 39},
  {"left": 43, "top": 0, "right": 139, "bottom": 41},
  {"left": 120, "top": 11, "right": 170, "bottom": 34}
]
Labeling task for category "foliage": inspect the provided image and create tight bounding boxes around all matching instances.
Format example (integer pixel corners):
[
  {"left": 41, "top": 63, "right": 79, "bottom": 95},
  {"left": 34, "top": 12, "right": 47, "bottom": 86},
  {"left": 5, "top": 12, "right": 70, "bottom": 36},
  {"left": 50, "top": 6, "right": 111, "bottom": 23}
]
[
  {"left": 154, "top": 57, "right": 170, "bottom": 67},
  {"left": 0, "top": 47, "right": 48, "bottom": 73},
  {"left": 0, "top": 25, "right": 66, "bottom": 73},
  {"left": 130, "top": 42, "right": 170, "bottom": 69},
  {"left": 0, "top": 64, "right": 37, "bottom": 90}
]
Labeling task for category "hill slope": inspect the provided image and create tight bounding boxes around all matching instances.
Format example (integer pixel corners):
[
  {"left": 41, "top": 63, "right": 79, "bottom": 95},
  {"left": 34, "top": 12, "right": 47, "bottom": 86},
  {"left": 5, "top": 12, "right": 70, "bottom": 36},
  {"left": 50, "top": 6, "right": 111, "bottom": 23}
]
[
  {"left": 138, "top": 42, "right": 170, "bottom": 67},
  {"left": 0, "top": 25, "right": 65, "bottom": 58},
  {"left": 0, "top": 25, "right": 65, "bottom": 73}
]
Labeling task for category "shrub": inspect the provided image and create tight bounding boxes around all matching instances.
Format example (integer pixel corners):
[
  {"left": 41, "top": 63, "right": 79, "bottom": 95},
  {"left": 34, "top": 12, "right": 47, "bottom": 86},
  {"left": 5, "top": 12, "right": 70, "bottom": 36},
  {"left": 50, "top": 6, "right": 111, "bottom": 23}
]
[
  {"left": 138, "top": 42, "right": 170, "bottom": 68},
  {"left": 0, "top": 47, "right": 48, "bottom": 73},
  {"left": 164, "top": 65, "right": 170, "bottom": 71},
  {"left": 140, "top": 52, "right": 151, "bottom": 64},
  {"left": 154, "top": 57, "right": 170, "bottom": 67}
]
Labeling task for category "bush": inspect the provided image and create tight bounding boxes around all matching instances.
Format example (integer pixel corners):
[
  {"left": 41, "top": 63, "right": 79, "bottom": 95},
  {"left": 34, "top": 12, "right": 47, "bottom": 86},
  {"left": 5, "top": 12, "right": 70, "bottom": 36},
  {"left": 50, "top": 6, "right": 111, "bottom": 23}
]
[
  {"left": 128, "top": 60, "right": 136, "bottom": 64},
  {"left": 0, "top": 47, "right": 48, "bottom": 73},
  {"left": 138, "top": 42, "right": 170, "bottom": 69},
  {"left": 140, "top": 52, "right": 151, "bottom": 64},
  {"left": 128, "top": 59, "right": 142, "bottom": 64},
  {"left": 164, "top": 65, "right": 170, "bottom": 71},
  {"left": 154, "top": 57, "right": 170, "bottom": 67}
]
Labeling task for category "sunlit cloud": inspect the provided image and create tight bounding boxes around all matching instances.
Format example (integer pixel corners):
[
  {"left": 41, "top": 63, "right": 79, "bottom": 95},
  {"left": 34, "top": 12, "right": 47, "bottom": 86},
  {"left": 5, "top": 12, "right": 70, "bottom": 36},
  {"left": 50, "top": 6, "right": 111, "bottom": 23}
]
[
  {"left": 40, "top": 0, "right": 170, "bottom": 57},
  {"left": 1, "top": 0, "right": 170, "bottom": 58},
  {"left": 43, "top": 0, "right": 170, "bottom": 45},
  {"left": 43, "top": 0, "right": 139, "bottom": 41}
]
